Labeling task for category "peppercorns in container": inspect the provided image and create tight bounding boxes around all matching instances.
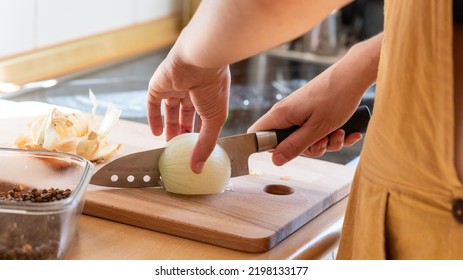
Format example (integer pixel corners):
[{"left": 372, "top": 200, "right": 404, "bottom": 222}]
[{"left": 0, "top": 148, "right": 93, "bottom": 260}]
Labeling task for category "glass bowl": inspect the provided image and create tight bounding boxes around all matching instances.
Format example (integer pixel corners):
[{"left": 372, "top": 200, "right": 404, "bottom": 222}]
[{"left": 0, "top": 148, "right": 93, "bottom": 259}]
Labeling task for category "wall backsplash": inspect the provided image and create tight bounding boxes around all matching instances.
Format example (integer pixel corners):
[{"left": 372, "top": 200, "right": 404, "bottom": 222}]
[{"left": 0, "top": 0, "right": 182, "bottom": 59}]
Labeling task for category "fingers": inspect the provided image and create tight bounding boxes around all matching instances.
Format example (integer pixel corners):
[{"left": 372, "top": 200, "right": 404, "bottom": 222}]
[
  {"left": 164, "top": 95, "right": 197, "bottom": 140},
  {"left": 272, "top": 128, "right": 363, "bottom": 166},
  {"left": 148, "top": 86, "right": 197, "bottom": 141},
  {"left": 302, "top": 137, "right": 329, "bottom": 157},
  {"left": 147, "top": 62, "right": 230, "bottom": 174},
  {"left": 344, "top": 131, "right": 363, "bottom": 146},
  {"left": 149, "top": 91, "right": 215, "bottom": 174},
  {"left": 271, "top": 129, "right": 313, "bottom": 166},
  {"left": 190, "top": 120, "right": 222, "bottom": 174},
  {"left": 301, "top": 130, "right": 352, "bottom": 157},
  {"left": 179, "top": 96, "right": 197, "bottom": 134},
  {"left": 164, "top": 98, "right": 181, "bottom": 141},
  {"left": 194, "top": 116, "right": 203, "bottom": 132},
  {"left": 326, "top": 129, "right": 345, "bottom": 152},
  {"left": 147, "top": 89, "right": 164, "bottom": 136},
  {"left": 325, "top": 129, "right": 363, "bottom": 150}
]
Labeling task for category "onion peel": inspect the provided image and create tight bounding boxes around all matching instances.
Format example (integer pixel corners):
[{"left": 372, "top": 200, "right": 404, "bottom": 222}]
[{"left": 15, "top": 90, "right": 122, "bottom": 163}]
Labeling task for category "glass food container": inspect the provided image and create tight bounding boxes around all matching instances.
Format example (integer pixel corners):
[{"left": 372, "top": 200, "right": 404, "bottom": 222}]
[{"left": 0, "top": 148, "right": 93, "bottom": 259}]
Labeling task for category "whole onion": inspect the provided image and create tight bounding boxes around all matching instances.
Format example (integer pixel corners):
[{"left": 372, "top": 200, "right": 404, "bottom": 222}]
[{"left": 159, "top": 133, "right": 231, "bottom": 195}]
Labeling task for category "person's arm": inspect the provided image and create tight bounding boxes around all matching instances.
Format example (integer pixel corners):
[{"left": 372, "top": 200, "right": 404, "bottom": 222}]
[
  {"left": 248, "top": 33, "right": 383, "bottom": 166},
  {"left": 148, "top": 0, "right": 353, "bottom": 173},
  {"left": 176, "top": 0, "right": 352, "bottom": 67}
]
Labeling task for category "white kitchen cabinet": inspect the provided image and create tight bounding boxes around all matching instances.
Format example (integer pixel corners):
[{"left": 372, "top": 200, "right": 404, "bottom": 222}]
[
  {"left": 0, "top": 0, "right": 36, "bottom": 58},
  {"left": 0, "top": 0, "right": 182, "bottom": 59}
]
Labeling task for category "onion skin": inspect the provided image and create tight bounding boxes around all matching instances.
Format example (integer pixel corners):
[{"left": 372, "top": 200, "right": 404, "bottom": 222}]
[
  {"left": 159, "top": 133, "right": 231, "bottom": 195},
  {"left": 15, "top": 98, "right": 121, "bottom": 163}
]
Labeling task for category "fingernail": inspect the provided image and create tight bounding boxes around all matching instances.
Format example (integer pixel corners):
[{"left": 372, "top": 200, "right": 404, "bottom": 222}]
[
  {"left": 194, "top": 161, "right": 205, "bottom": 174},
  {"left": 274, "top": 153, "right": 288, "bottom": 166}
]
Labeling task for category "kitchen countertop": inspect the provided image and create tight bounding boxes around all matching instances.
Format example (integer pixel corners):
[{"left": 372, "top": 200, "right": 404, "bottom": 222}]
[
  {"left": 2, "top": 47, "right": 369, "bottom": 260},
  {"left": 0, "top": 101, "right": 353, "bottom": 260},
  {"left": 66, "top": 197, "right": 348, "bottom": 260}
]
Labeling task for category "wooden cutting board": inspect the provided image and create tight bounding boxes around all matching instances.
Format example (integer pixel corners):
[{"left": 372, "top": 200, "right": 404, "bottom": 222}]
[{"left": 0, "top": 101, "right": 355, "bottom": 253}]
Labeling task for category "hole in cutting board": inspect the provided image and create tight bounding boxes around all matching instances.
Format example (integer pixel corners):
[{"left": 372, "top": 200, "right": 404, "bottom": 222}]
[{"left": 263, "top": 184, "right": 294, "bottom": 195}]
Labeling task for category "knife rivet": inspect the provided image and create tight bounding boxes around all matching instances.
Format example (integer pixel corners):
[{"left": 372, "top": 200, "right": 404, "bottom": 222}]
[
  {"left": 143, "top": 175, "right": 151, "bottom": 182},
  {"left": 110, "top": 175, "right": 119, "bottom": 182},
  {"left": 127, "top": 175, "right": 135, "bottom": 182}
]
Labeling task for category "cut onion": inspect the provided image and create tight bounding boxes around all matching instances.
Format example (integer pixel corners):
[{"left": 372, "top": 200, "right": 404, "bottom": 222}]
[{"left": 159, "top": 133, "right": 231, "bottom": 195}]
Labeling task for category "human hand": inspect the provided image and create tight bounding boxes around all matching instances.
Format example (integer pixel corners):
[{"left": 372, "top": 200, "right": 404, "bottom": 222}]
[
  {"left": 247, "top": 32, "right": 383, "bottom": 166},
  {"left": 301, "top": 128, "right": 362, "bottom": 157},
  {"left": 147, "top": 52, "right": 231, "bottom": 173},
  {"left": 248, "top": 72, "right": 364, "bottom": 166}
]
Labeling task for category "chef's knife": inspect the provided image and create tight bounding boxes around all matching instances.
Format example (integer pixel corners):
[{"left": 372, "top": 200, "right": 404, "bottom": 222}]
[{"left": 90, "top": 105, "right": 371, "bottom": 187}]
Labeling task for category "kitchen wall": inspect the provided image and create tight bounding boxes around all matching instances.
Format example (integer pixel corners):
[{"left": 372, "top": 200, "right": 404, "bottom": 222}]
[
  {"left": 0, "top": 0, "right": 184, "bottom": 87},
  {"left": 0, "top": 0, "right": 182, "bottom": 59}
]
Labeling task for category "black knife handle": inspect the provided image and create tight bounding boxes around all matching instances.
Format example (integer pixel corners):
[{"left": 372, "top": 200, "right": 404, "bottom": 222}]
[{"left": 274, "top": 105, "right": 371, "bottom": 144}]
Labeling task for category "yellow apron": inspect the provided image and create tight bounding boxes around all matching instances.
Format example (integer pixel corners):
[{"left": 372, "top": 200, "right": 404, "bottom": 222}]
[{"left": 337, "top": 0, "right": 463, "bottom": 259}]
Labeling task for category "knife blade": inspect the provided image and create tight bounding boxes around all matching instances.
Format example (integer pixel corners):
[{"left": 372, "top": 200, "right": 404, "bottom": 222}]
[{"left": 90, "top": 105, "right": 370, "bottom": 188}]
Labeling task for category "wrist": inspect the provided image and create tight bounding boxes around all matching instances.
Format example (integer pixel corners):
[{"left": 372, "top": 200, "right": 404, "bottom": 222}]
[
  {"left": 169, "top": 27, "right": 225, "bottom": 69},
  {"left": 161, "top": 46, "right": 230, "bottom": 94},
  {"left": 168, "top": 35, "right": 228, "bottom": 75}
]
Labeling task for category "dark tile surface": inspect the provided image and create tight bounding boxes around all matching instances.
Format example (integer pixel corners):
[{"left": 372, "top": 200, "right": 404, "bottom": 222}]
[{"left": 9, "top": 48, "right": 371, "bottom": 165}]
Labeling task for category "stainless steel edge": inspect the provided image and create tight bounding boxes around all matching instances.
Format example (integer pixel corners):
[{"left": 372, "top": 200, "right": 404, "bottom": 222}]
[
  {"left": 255, "top": 131, "right": 278, "bottom": 152},
  {"left": 90, "top": 148, "right": 164, "bottom": 188},
  {"left": 217, "top": 133, "right": 258, "bottom": 177}
]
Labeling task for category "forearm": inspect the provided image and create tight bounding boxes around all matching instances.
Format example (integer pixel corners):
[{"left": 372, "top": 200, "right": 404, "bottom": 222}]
[
  {"left": 174, "top": 0, "right": 352, "bottom": 68},
  {"left": 327, "top": 32, "right": 383, "bottom": 101}
]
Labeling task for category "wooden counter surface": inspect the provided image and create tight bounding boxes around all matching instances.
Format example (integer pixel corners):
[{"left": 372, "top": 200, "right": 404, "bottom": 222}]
[
  {"left": 65, "top": 197, "right": 347, "bottom": 260},
  {"left": 0, "top": 101, "right": 350, "bottom": 260}
]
